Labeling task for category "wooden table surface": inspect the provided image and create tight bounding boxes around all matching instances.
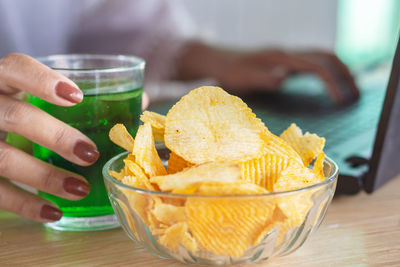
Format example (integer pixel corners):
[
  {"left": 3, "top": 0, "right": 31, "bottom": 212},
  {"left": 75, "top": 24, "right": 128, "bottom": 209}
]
[{"left": 1, "top": 175, "right": 400, "bottom": 267}]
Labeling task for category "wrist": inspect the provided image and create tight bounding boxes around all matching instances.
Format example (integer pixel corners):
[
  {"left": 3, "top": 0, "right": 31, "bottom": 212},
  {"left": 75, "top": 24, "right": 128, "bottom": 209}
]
[{"left": 174, "top": 41, "right": 232, "bottom": 81}]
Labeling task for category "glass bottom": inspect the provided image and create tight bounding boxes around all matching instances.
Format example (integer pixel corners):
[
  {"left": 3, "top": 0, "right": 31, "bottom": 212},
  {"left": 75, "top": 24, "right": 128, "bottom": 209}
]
[{"left": 44, "top": 214, "right": 120, "bottom": 231}]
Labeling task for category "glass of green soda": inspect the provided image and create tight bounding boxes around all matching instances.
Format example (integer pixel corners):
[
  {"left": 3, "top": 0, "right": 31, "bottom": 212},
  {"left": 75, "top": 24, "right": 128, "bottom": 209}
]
[{"left": 29, "top": 54, "right": 145, "bottom": 231}]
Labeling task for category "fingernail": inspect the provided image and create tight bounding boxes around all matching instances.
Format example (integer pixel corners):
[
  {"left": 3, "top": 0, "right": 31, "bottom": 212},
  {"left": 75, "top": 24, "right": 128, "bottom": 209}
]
[
  {"left": 73, "top": 141, "right": 99, "bottom": 163},
  {"left": 63, "top": 177, "right": 90, "bottom": 197},
  {"left": 55, "top": 81, "right": 83, "bottom": 103},
  {"left": 40, "top": 205, "right": 62, "bottom": 221}
]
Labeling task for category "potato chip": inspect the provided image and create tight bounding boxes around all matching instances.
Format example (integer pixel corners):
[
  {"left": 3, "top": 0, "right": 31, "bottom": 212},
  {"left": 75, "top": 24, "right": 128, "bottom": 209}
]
[
  {"left": 274, "top": 165, "right": 317, "bottom": 228},
  {"left": 109, "top": 123, "right": 135, "bottom": 152},
  {"left": 140, "top": 111, "right": 166, "bottom": 143},
  {"left": 121, "top": 176, "right": 141, "bottom": 188},
  {"left": 122, "top": 162, "right": 132, "bottom": 177},
  {"left": 313, "top": 153, "right": 326, "bottom": 181},
  {"left": 275, "top": 218, "right": 296, "bottom": 246},
  {"left": 171, "top": 184, "right": 201, "bottom": 195},
  {"left": 116, "top": 199, "right": 139, "bottom": 240},
  {"left": 122, "top": 189, "right": 153, "bottom": 226},
  {"left": 151, "top": 200, "right": 186, "bottom": 225},
  {"left": 239, "top": 153, "right": 302, "bottom": 192},
  {"left": 126, "top": 153, "right": 136, "bottom": 162},
  {"left": 108, "top": 170, "right": 124, "bottom": 181},
  {"left": 196, "top": 181, "right": 268, "bottom": 195},
  {"left": 273, "top": 165, "right": 321, "bottom": 192},
  {"left": 170, "top": 181, "right": 267, "bottom": 195},
  {"left": 273, "top": 165, "right": 318, "bottom": 237},
  {"left": 262, "top": 129, "right": 303, "bottom": 164},
  {"left": 123, "top": 160, "right": 155, "bottom": 191},
  {"left": 133, "top": 122, "right": 167, "bottom": 177},
  {"left": 236, "top": 129, "right": 303, "bottom": 191},
  {"left": 186, "top": 196, "right": 275, "bottom": 257},
  {"left": 280, "top": 123, "right": 325, "bottom": 166},
  {"left": 147, "top": 213, "right": 169, "bottom": 236},
  {"left": 158, "top": 222, "right": 197, "bottom": 253},
  {"left": 252, "top": 205, "right": 287, "bottom": 246},
  {"left": 167, "top": 152, "right": 193, "bottom": 174},
  {"left": 165, "top": 86, "right": 266, "bottom": 164},
  {"left": 276, "top": 194, "right": 313, "bottom": 231},
  {"left": 150, "top": 162, "right": 241, "bottom": 192}
]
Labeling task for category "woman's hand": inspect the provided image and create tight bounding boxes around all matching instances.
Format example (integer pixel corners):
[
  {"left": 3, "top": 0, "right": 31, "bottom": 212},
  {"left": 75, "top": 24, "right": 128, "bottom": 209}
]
[
  {"left": 0, "top": 53, "right": 150, "bottom": 222},
  {"left": 176, "top": 42, "right": 359, "bottom": 105},
  {"left": 0, "top": 53, "right": 100, "bottom": 222},
  {"left": 220, "top": 50, "right": 359, "bottom": 104}
]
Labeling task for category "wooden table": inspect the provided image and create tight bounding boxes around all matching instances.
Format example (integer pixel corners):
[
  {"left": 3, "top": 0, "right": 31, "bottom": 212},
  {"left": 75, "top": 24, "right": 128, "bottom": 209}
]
[{"left": 1, "top": 175, "right": 400, "bottom": 266}]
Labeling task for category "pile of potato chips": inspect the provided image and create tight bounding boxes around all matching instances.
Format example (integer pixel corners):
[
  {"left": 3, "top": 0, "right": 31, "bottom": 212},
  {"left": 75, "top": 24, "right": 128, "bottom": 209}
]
[{"left": 109, "top": 86, "right": 326, "bottom": 258}]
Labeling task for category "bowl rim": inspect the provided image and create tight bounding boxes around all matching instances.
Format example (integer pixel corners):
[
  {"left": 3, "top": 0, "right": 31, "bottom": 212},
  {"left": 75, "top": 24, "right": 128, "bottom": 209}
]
[{"left": 103, "top": 151, "right": 338, "bottom": 198}]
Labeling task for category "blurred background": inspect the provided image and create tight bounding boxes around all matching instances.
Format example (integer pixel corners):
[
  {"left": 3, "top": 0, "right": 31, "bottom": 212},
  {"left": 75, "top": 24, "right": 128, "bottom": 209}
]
[
  {"left": 182, "top": 0, "right": 400, "bottom": 69},
  {"left": 148, "top": 0, "right": 400, "bottom": 100}
]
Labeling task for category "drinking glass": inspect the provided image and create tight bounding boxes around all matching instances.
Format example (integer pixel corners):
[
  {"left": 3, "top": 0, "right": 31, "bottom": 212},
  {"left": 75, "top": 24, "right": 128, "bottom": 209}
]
[{"left": 29, "top": 54, "right": 145, "bottom": 231}]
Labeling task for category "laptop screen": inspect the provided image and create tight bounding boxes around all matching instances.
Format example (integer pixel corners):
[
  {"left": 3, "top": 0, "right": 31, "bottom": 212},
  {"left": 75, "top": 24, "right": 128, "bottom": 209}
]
[{"left": 365, "top": 36, "right": 400, "bottom": 192}]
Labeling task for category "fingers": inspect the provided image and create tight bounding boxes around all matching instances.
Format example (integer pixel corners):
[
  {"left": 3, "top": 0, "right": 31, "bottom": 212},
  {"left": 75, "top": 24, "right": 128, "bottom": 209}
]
[
  {"left": 244, "top": 50, "right": 359, "bottom": 105},
  {"left": 0, "top": 141, "right": 90, "bottom": 201},
  {"left": 329, "top": 54, "right": 360, "bottom": 100},
  {"left": 0, "top": 179, "right": 62, "bottom": 222},
  {"left": 0, "top": 53, "right": 83, "bottom": 106},
  {"left": 271, "top": 53, "right": 346, "bottom": 104},
  {"left": 0, "top": 95, "right": 99, "bottom": 166},
  {"left": 142, "top": 92, "right": 149, "bottom": 110},
  {"left": 284, "top": 52, "right": 360, "bottom": 104},
  {"left": 295, "top": 59, "right": 345, "bottom": 104}
]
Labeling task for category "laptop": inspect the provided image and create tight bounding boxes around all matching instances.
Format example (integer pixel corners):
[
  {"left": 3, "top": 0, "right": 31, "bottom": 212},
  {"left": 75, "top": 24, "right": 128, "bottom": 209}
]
[{"left": 240, "top": 36, "right": 400, "bottom": 195}]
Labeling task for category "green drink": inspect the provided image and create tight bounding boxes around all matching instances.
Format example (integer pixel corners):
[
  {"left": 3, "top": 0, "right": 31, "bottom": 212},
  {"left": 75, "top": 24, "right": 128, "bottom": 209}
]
[{"left": 30, "top": 55, "right": 145, "bottom": 231}]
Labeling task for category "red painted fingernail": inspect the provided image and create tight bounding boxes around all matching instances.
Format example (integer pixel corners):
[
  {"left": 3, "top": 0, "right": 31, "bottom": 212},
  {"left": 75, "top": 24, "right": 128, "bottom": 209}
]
[
  {"left": 55, "top": 81, "right": 83, "bottom": 103},
  {"left": 40, "top": 205, "right": 62, "bottom": 221},
  {"left": 73, "top": 141, "right": 99, "bottom": 164},
  {"left": 63, "top": 177, "right": 90, "bottom": 197}
]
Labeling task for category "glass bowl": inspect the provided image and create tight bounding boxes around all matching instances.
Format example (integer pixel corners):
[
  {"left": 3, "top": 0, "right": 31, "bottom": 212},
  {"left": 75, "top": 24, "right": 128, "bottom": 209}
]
[{"left": 103, "top": 147, "right": 338, "bottom": 265}]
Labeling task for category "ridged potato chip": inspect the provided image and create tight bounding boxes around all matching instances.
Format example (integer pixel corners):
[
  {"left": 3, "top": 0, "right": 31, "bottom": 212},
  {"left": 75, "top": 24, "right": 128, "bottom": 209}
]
[
  {"left": 280, "top": 123, "right": 325, "bottom": 166},
  {"left": 109, "top": 123, "right": 135, "bottom": 152},
  {"left": 158, "top": 222, "right": 197, "bottom": 253},
  {"left": 165, "top": 86, "right": 266, "bottom": 164},
  {"left": 262, "top": 130, "right": 303, "bottom": 165},
  {"left": 123, "top": 160, "right": 155, "bottom": 190},
  {"left": 108, "top": 170, "right": 124, "bottom": 181},
  {"left": 186, "top": 196, "right": 275, "bottom": 257},
  {"left": 116, "top": 199, "right": 139, "bottom": 240},
  {"left": 275, "top": 217, "right": 296, "bottom": 246},
  {"left": 273, "top": 165, "right": 321, "bottom": 192},
  {"left": 140, "top": 111, "right": 166, "bottom": 143},
  {"left": 167, "top": 152, "right": 193, "bottom": 174},
  {"left": 313, "top": 153, "right": 326, "bottom": 181},
  {"left": 274, "top": 166, "right": 317, "bottom": 234},
  {"left": 150, "top": 162, "right": 241, "bottom": 192},
  {"left": 237, "top": 129, "right": 303, "bottom": 191},
  {"left": 239, "top": 153, "right": 302, "bottom": 192},
  {"left": 276, "top": 194, "right": 313, "bottom": 235},
  {"left": 252, "top": 205, "right": 287, "bottom": 246},
  {"left": 196, "top": 181, "right": 268, "bottom": 195},
  {"left": 122, "top": 189, "right": 153, "bottom": 226},
  {"left": 133, "top": 122, "right": 167, "bottom": 177},
  {"left": 151, "top": 198, "right": 186, "bottom": 226},
  {"left": 121, "top": 176, "right": 142, "bottom": 188},
  {"left": 147, "top": 209, "right": 170, "bottom": 236}
]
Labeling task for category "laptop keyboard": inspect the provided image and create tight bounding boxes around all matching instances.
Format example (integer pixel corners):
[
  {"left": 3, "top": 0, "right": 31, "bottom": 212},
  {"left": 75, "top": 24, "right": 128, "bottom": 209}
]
[{"left": 251, "top": 87, "right": 386, "bottom": 152}]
